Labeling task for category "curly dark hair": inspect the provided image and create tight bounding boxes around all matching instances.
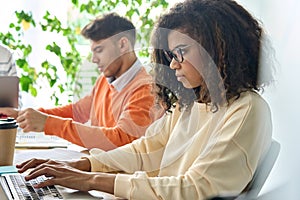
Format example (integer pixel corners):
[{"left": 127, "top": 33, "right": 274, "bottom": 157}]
[{"left": 151, "top": 0, "right": 274, "bottom": 112}]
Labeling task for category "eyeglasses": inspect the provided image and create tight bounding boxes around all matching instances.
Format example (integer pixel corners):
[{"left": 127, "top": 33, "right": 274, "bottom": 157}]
[{"left": 163, "top": 44, "right": 193, "bottom": 63}]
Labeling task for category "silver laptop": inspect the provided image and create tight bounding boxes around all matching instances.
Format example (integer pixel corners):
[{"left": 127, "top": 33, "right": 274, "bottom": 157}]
[
  {"left": 0, "top": 173, "right": 63, "bottom": 200},
  {"left": 0, "top": 147, "right": 109, "bottom": 200},
  {"left": 0, "top": 76, "right": 19, "bottom": 108},
  {"left": 0, "top": 173, "right": 106, "bottom": 200}
]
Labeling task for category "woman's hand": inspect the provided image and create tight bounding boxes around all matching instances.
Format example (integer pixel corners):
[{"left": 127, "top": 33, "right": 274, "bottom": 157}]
[
  {"left": 17, "top": 158, "right": 115, "bottom": 194},
  {"left": 25, "top": 163, "right": 95, "bottom": 191},
  {"left": 16, "top": 158, "right": 91, "bottom": 173}
]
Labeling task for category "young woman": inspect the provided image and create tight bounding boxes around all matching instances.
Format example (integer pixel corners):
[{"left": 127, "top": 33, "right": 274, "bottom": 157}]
[{"left": 16, "top": 0, "right": 274, "bottom": 199}]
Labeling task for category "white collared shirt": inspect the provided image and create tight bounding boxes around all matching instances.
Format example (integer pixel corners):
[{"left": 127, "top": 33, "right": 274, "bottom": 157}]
[{"left": 107, "top": 59, "right": 142, "bottom": 92}]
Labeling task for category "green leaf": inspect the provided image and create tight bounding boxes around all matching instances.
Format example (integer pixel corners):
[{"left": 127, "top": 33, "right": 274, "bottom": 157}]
[
  {"left": 16, "top": 59, "right": 27, "bottom": 69},
  {"left": 19, "top": 76, "right": 32, "bottom": 92},
  {"left": 71, "top": 0, "right": 78, "bottom": 6},
  {"left": 29, "top": 85, "right": 37, "bottom": 97},
  {"left": 50, "top": 79, "right": 56, "bottom": 87},
  {"left": 136, "top": 0, "right": 142, "bottom": 6}
]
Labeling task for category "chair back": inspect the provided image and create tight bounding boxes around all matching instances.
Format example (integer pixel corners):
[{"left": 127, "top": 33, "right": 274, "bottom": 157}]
[
  {"left": 207, "top": 140, "right": 281, "bottom": 200},
  {"left": 242, "top": 139, "right": 281, "bottom": 199}
]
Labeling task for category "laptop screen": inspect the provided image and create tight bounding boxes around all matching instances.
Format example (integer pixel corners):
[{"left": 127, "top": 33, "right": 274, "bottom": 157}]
[{"left": 0, "top": 76, "right": 19, "bottom": 108}]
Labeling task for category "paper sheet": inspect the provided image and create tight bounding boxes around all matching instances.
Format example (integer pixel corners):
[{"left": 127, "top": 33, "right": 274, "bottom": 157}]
[
  {"left": 16, "top": 130, "right": 70, "bottom": 148},
  {"left": 14, "top": 148, "right": 88, "bottom": 164}
]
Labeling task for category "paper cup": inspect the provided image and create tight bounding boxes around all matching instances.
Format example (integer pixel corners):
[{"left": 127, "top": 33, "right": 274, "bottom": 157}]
[{"left": 0, "top": 118, "right": 18, "bottom": 166}]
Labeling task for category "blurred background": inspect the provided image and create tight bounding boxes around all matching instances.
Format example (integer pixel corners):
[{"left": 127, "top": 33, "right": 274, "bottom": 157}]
[
  {"left": 1, "top": 0, "right": 300, "bottom": 198},
  {"left": 237, "top": 0, "right": 300, "bottom": 199}
]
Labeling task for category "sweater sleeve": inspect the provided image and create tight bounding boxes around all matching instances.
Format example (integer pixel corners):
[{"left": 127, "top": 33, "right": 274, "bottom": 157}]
[
  {"left": 39, "top": 94, "right": 93, "bottom": 123},
  {"left": 43, "top": 84, "right": 164, "bottom": 150},
  {"left": 40, "top": 94, "right": 94, "bottom": 147},
  {"left": 86, "top": 112, "right": 174, "bottom": 173}
]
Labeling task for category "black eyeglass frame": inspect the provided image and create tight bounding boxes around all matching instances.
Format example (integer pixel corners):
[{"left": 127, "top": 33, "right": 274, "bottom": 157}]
[{"left": 163, "top": 44, "right": 194, "bottom": 63}]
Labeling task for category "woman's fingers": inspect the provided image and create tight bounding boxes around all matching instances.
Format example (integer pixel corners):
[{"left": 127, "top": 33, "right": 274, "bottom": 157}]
[
  {"left": 17, "top": 158, "right": 50, "bottom": 173},
  {"left": 25, "top": 164, "right": 93, "bottom": 191},
  {"left": 25, "top": 166, "right": 58, "bottom": 188}
]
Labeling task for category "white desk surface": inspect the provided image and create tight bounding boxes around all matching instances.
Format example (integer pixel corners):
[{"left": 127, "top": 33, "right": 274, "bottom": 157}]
[{"left": 13, "top": 144, "right": 124, "bottom": 200}]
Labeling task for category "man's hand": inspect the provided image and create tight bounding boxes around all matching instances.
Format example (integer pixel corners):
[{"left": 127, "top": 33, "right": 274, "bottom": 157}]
[{"left": 16, "top": 108, "right": 48, "bottom": 132}]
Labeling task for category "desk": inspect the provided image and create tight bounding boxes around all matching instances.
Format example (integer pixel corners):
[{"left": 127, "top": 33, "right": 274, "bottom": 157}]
[{"left": 13, "top": 145, "right": 122, "bottom": 200}]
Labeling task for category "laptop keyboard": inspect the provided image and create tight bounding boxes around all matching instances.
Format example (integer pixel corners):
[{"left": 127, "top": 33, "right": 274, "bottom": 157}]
[{"left": 9, "top": 174, "right": 63, "bottom": 200}]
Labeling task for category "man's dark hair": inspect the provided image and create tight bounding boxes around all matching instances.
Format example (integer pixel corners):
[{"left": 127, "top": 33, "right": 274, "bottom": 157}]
[{"left": 81, "top": 13, "right": 136, "bottom": 47}]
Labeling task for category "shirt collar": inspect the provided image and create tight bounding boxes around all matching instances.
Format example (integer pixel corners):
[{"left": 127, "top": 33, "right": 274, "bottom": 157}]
[{"left": 107, "top": 59, "right": 142, "bottom": 92}]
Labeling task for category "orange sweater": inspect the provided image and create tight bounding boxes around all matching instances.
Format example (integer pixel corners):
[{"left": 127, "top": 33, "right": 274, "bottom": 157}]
[{"left": 39, "top": 67, "right": 163, "bottom": 150}]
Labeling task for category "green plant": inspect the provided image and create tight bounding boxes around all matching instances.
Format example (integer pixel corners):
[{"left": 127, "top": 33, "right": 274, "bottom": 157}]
[
  {"left": 0, "top": 0, "right": 169, "bottom": 106},
  {"left": 0, "top": 11, "right": 38, "bottom": 97}
]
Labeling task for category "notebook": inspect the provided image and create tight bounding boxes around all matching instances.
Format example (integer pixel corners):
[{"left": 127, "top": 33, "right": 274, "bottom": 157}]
[
  {"left": 0, "top": 76, "right": 19, "bottom": 108},
  {"left": 15, "top": 131, "right": 70, "bottom": 149}
]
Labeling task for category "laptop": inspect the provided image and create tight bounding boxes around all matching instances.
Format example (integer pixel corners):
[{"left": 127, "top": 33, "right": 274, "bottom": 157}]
[
  {"left": 0, "top": 149, "right": 116, "bottom": 200},
  {"left": 0, "top": 76, "right": 19, "bottom": 108},
  {"left": 0, "top": 172, "right": 63, "bottom": 200},
  {"left": 0, "top": 172, "right": 114, "bottom": 200}
]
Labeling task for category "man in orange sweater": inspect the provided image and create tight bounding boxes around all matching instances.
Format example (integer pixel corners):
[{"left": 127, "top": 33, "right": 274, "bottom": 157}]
[{"left": 0, "top": 13, "right": 163, "bottom": 150}]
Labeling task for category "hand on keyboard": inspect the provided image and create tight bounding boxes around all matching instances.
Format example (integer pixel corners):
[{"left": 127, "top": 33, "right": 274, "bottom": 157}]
[{"left": 9, "top": 174, "right": 63, "bottom": 200}]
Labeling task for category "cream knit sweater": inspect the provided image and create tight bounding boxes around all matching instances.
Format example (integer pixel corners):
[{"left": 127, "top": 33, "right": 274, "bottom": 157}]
[{"left": 88, "top": 91, "right": 272, "bottom": 200}]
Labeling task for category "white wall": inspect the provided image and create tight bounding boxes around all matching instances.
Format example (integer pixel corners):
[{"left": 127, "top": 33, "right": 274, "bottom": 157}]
[{"left": 237, "top": 0, "right": 300, "bottom": 198}]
